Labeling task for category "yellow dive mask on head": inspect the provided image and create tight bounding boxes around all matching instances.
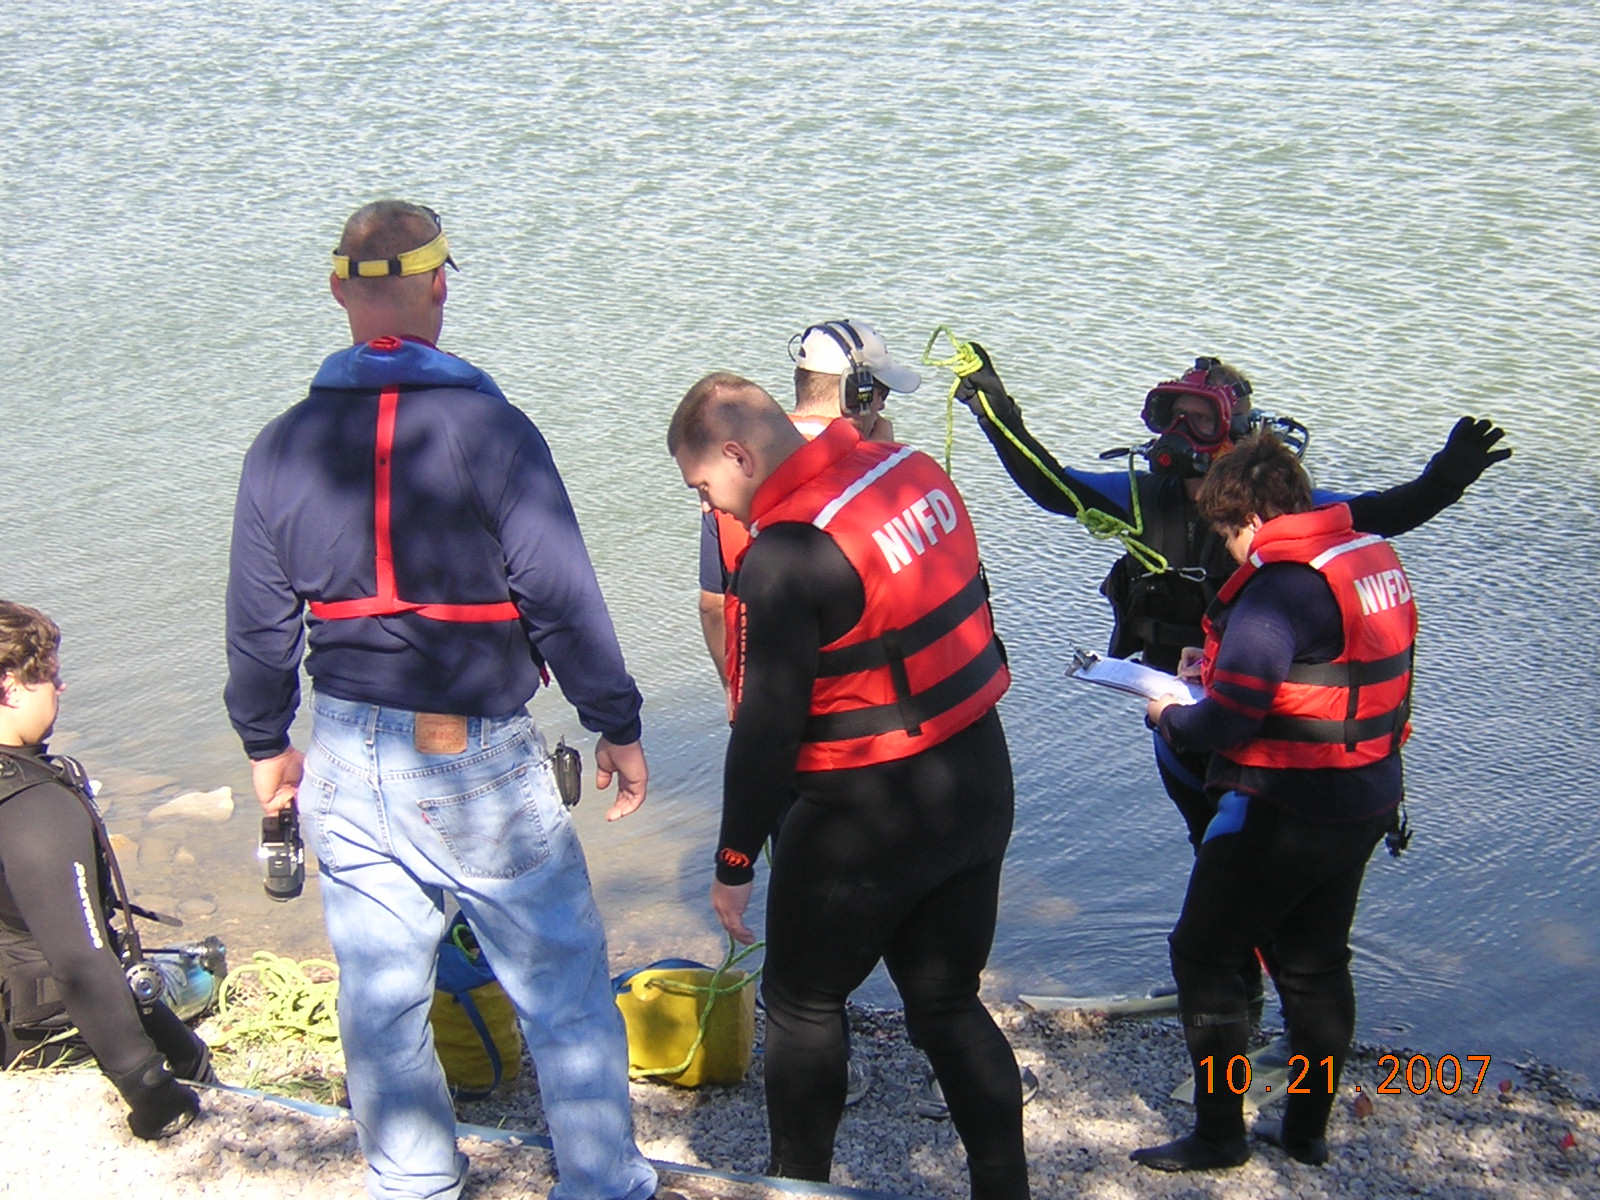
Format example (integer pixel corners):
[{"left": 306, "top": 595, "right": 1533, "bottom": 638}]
[{"left": 332, "top": 225, "right": 458, "bottom": 279}]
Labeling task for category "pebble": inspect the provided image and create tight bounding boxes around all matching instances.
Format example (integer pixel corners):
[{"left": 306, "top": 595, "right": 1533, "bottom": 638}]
[
  {"left": 147, "top": 786, "right": 235, "bottom": 823},
  {"left": 177, "top": 895, "right": 218, "bottom": 918}
]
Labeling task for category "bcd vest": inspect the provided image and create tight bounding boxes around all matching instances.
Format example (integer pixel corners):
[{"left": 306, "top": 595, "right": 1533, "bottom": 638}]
[
  {"left": 1201, "top": 505, "right": 1416, "bottom": 772},
  {"left": 1102, "top": 470, "right": 1232, "bottom": 672},
  {"left": 0, "top": 751, "right": 104, "bottom": 1033},
  {"left": 308, "top": 377, "right": 521, "bottom": 625},
  {"left": 750, "top": 424, "right": 1010, "bottom": 771}
]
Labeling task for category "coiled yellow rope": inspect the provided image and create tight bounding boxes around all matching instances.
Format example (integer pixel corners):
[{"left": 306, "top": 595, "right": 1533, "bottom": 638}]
[{"left": 209, "top": 951, "right": 341, "bottom": 1049}]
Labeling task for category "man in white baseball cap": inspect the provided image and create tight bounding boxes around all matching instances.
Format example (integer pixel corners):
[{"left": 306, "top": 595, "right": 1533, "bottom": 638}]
[{"left": 790, "top": 318, "right": 922, "bottom": 442}]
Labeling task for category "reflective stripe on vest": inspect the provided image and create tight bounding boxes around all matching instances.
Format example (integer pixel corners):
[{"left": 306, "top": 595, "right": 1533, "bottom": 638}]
[
  {"left": 308, "top": 387, "right": 521, "bottom": 624},
  {"left": 1203, "top": 506, "right": 1415, "bottom": 770}
]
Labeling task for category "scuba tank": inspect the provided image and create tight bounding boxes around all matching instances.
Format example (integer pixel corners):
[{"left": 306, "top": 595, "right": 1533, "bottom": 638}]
[{"left": 132, "top": 938, "right": 227, "bottom": 1023}]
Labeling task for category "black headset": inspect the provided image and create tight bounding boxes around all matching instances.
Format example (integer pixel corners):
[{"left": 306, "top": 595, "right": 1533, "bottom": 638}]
[{"left": 800, "top": 321, "right": 877, "bottom": 416}]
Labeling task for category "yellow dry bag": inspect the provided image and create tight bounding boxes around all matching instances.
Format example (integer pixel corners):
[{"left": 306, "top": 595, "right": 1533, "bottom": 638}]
[
  {"left": 612, "top": 954, "right": 758, "bottom": 1088},
  {"left": 429, "top": 914, "right": 522, "bottom": 1100}
]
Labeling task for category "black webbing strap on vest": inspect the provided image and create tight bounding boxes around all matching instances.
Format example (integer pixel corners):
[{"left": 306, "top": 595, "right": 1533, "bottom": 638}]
[
  {"left": 1391, "top": 645, "right": 1416, "bottom": 755},
  {"left": 1281, "top": 648, "right": 1412, "bottom": 687},
  {"left": 1343, "top": 659, "right": 1363, "bottom": 752},
  {"left": 1257, "top": 709, "right": 1409, "bottom": 746},
  {"left": 809, "top": 573, "right": 992, "bottom": 742},
  {"left": 802, "top": 640, "right": 1006, "bottom": 743},
  {"left": 1278, "top": 647, "right": 1413, "bottom": 752},
  {"left": 878, "top": 630, "right": 922, "bottom": 737},
  {"left": 813, "top": 574, "right": 989, "bottom": 677}
]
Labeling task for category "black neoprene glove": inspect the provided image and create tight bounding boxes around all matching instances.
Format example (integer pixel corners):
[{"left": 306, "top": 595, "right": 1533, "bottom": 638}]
[
  {"left": 953, "top": 341, "right": 1019, "bottom": 423},
  {"left": 139, "top": 1000, "right": 217, "bottom": 1084},
  {"left": 111, "top": 1054, "right": 200, "bottom": 1140},
  {"left": 1425, "top": 416, "right": 1511, "bottom": 493}
]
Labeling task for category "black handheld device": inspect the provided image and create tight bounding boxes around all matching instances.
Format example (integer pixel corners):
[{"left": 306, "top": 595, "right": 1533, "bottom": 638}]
[
  {"left": 260, "top": 805, "right": 306, "bottom": 902},
  {"left": 553, "top": 739, "right": 582, "bottom": 808}
]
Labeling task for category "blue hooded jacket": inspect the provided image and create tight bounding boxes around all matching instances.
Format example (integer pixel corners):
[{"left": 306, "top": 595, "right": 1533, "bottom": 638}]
[{"left": 225, "top": 338, "right": 641, "bottom": 757}]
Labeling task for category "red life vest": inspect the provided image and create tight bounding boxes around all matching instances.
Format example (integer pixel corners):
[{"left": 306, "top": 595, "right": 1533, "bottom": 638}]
[
  {"left": 748, "top": 421, "right": 1010, "bottom": 771},
  {"left": 308, "top": 381, "right": 521, "bottom": 624},
  {"left": 1201, "top": 505, "right": 1416, "bottom": 770}
]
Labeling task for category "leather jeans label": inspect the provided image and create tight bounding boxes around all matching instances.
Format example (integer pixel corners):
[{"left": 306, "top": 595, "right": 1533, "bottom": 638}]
[{"left": 414, "top": 713, "right": 469, "bottom": 755}]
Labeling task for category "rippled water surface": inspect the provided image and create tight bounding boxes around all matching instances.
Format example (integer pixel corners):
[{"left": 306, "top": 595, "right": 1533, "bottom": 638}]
[{"left": 5, "top": 0, "right": 1598, "bottom": 1085}]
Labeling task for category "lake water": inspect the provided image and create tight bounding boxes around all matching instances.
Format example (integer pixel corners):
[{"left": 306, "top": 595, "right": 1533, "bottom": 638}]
[{"left": 5, "top": 1, "right": 1598, "bottom": 1089}]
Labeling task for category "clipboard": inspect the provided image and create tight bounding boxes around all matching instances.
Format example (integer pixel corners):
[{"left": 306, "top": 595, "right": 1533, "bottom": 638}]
[{"left": 1066, "top": 646, "right": 1203, "bottom": 705}]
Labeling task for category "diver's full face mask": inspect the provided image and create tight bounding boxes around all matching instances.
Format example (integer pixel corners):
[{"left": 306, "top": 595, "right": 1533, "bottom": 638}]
[{"left": 1140, "top": 359, "right": 1252, "bottom": 477}]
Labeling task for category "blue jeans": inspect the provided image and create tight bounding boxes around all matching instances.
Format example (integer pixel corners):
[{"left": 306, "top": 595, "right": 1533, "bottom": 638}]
[{"left": 302, "top": 694, "right": 657, "bottom": 1200}]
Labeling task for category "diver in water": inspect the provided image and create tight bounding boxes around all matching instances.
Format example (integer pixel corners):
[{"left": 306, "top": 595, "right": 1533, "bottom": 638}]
[
  {"left": 0, "top": 600, "right": 214, "bottom": 1140},
  {"left": 952, "top": 346, "right": 1508, "bottom": 846}
]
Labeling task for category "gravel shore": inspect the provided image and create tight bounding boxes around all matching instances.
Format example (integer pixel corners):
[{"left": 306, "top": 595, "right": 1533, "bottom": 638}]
[{"left": 5, "top": 1003, "right": 1597, "bottom": 1199}]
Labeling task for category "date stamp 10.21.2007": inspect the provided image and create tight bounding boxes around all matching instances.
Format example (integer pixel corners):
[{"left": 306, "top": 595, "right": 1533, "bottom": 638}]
[{"left": 1199, "top": 1053, "right": 1493, "bottom": 1096}]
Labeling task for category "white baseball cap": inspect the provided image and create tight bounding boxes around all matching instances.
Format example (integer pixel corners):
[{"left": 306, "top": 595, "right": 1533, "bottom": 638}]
[{"left": 794, "top": 319, "right": 922, "bottom": 394}]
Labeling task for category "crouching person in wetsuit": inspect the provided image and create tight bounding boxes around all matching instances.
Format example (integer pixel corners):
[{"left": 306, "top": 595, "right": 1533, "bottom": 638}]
[
  {"left": 1134, "top": 434, "right": 1416, "bottom": 1172},
  {"left": 669, "top": 376, "right": 1029, "bottom": 1200},
  {"left": 0, "top": 601, "right": 210, "bottom": 1140}
]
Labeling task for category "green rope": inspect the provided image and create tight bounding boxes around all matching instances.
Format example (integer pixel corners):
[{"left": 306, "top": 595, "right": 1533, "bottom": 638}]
[
  {"left": 628, "top": 935, "right": 764, "bottom": 1081},
  {"left": 921, "top": 326, "right": 982, "bottom": 476},
  {"left": 921, "top": 326, "right": 1171, "bottom": 575},
  {"left": 209, "top": 951, "right": 341, "bottom": 1050}
]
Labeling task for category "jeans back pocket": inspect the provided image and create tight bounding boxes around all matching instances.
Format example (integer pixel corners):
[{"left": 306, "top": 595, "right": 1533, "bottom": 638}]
[{"left": 417, "top": 761, "right": 552, "bottom": 880}]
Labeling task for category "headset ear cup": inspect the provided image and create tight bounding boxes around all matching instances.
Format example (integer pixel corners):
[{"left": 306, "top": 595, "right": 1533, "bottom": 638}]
[{"left": 842, "top": 362, "right": 875, "bottom": 415}]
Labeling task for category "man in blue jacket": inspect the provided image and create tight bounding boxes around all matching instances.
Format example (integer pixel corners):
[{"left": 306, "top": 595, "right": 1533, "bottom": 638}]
[{"left": 226, "top": 200, "right": 659, "bottom": 1200}]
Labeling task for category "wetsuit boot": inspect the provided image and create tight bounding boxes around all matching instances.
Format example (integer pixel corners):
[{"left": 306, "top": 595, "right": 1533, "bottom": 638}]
[{"left": 1131, "top": 1009, "right": 1252, "bottom": 1171}]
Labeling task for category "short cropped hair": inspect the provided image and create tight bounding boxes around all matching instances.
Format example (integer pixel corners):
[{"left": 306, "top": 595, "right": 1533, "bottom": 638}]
[
  {"left": 793, "top": 366, "right": 841, "bottom": 415},
  {"left": 335, "top": 200, "right": 444, "bottom": 298},
  {"left": 0, "top": 601, "right": 61, "bottom": 686},
  {"left": 667, "top": 373, "right": 786, "bottom": 461},
  {"left": 1197, "top": 432, "right": 1313, "bottom": 531}
]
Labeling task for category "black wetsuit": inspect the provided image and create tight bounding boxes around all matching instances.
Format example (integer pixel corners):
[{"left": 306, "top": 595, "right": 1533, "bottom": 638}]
[
  {"left": 724, "top": 523, "right": 1026, "bottom": 1200},
  {"left": 0, "top": 746, "right": 206, "bottom": 1118}
]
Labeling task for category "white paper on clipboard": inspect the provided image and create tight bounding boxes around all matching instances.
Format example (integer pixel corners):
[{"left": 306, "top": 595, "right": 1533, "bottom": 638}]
[{"left": 1066, "top": 649, "right": 1203, "bottom": 705}]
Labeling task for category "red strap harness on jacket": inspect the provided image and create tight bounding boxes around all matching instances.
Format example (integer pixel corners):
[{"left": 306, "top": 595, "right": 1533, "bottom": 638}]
[{"left": 308, "top": 387, "right": 521, "bottom": 624}]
